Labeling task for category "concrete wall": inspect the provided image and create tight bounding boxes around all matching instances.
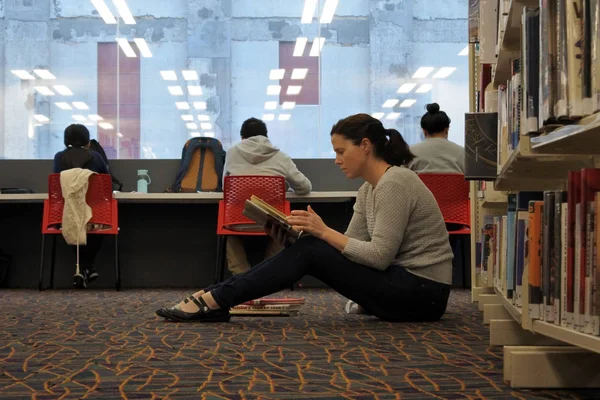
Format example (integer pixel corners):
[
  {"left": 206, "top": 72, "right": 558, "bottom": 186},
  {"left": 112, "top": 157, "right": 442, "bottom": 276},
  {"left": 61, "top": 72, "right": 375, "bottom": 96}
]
[{"left": 0, "top": 0, "right": 469, "bottom": 159}]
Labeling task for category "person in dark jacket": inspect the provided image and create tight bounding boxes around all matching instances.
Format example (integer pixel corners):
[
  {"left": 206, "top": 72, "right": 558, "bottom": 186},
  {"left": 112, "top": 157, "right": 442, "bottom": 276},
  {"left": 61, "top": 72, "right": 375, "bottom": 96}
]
[{"left": 53, "top": 124, "right": 109, "bottom": 288}]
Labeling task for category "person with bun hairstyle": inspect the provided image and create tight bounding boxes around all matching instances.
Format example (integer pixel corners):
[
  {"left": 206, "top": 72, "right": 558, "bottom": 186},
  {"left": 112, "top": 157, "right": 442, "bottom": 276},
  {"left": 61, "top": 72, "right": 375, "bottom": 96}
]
[
  {"left": 408, "top": 103, "right": 465, "bottom": 174},
  {"left": 156, "top": 113, "right": 454, "bottom": 323}
]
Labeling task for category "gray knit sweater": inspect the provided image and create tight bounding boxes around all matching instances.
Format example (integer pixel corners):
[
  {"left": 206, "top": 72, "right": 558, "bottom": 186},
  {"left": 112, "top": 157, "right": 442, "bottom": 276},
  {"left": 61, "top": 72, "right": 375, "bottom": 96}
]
[{"left": 342, "top": 166, "right": 453, "bottom": 285}]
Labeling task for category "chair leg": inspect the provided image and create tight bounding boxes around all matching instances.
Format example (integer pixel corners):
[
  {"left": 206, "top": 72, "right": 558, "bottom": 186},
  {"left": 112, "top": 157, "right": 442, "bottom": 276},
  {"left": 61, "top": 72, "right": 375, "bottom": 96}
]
[
  {"left": 38, "top": 234, "right": 46, "bottom": 291},
  {"left": 115, "top": 235, "right": 120, "bottom": 291},
  {"left": 49, "top": 236, "right": 57, "bottom": 290},
  {"left": 214, "top": 235, "right": 226, "bottom": 284}
]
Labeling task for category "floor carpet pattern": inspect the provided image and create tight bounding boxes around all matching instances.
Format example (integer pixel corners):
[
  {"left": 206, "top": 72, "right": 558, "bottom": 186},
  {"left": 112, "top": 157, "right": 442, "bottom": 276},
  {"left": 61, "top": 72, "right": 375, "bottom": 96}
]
[{"left": 0, "top": 289, "right": 598, "bottom": 399}]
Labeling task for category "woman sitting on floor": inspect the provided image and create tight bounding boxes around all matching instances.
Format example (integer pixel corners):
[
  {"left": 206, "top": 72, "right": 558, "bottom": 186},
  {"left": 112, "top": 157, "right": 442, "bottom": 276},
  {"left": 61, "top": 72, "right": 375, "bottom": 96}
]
[{"left": 156, "top": 113, "right": 454, "bottom": 323}]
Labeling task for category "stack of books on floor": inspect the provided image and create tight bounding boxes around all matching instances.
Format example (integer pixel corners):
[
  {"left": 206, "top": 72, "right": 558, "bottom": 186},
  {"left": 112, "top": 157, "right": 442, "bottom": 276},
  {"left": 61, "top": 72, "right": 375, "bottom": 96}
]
[
  {"left": 231, "top": 297, "right": 305, "bottom": 316},
  {"left": 476, "top": 167, "right": 600, "bottom": 336}
]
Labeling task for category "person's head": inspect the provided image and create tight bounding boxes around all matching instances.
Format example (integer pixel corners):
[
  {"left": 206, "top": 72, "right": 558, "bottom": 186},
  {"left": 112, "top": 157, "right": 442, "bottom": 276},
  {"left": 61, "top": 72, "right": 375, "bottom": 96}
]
[
  {"left": 330, "top": 113, "right": 415, "bottom": 179},
  {"left": 60, "top": 124, "right": 93, "bottom": 170},
  {"left": 240, "top": 117, "right": 268, "bottom": 139},
  {"left": 64, "top": 124, "right": 91, "bottom": 149},
  {"left": 420, "top": 102, "right": 451, "bottom": 138}
]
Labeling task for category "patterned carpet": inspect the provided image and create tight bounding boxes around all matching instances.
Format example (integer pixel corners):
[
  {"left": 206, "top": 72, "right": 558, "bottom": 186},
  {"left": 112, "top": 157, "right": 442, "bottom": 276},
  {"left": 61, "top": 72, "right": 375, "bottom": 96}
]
[{"left": 0, "top": 289, "right": 598, "bottom": 400}]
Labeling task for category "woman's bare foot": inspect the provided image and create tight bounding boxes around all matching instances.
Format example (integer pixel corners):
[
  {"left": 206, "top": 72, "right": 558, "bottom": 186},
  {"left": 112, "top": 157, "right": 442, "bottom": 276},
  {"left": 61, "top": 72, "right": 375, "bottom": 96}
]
[
  {"left": 178, "top": 292, "right": 221, "bottom": 313},
  {"left": 173, "top": 290, "right": 204, "bottom": 309}
]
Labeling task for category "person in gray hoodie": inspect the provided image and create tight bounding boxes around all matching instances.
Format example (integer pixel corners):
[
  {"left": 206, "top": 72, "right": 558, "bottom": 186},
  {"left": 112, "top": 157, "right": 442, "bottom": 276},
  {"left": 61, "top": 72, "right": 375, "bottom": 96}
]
[{"left": 223, "top": 117, "right": 312, "bottom": 275}]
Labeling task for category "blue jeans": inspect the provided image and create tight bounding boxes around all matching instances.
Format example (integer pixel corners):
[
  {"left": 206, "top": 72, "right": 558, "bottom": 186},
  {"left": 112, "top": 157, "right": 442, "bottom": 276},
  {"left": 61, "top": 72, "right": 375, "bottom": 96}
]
[{"left": 207, "top": 236, "right": 451, "bottom": 322}]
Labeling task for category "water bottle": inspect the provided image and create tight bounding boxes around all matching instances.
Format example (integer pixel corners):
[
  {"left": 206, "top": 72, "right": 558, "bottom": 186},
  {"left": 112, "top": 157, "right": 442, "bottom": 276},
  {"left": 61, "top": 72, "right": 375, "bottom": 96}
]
[{"left": 137, "top": 169, "right": 151, "bottom": 193}]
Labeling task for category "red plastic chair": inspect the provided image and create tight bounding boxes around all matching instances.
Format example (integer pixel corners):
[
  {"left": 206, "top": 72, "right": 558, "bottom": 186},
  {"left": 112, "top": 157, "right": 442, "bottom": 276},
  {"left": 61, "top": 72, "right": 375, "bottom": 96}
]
[
  {"left": 417, "top": 173, "right": 470, "bottom": 235},
  {"left": 214, "top": 175, "right": 290, "bottom": 283},
  {"left": 38, "top": 173, "right": 120, "bottom": 290}
]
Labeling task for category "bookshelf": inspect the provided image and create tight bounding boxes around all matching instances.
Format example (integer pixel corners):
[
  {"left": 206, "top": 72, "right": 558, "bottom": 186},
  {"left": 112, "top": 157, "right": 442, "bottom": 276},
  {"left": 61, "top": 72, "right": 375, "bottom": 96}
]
[
  {"left": 494, "top": 136, "right": 596, "bottom": 191},
  {"left": 530, "top": 114, "right": 600, "bottom": 154},
  {"left": 496, "top": 288, "right": 522, "bottom": 324},
  {"left": 532, "top": 320, "right": 600, "bottom": 354},
  {"left": 470, "top": 0, "right": 600, "bottom": 389}
]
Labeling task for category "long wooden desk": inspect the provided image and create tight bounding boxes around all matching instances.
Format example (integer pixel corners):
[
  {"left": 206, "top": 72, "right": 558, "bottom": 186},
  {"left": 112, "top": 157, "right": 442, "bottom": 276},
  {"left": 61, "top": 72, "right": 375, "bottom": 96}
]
[{"left": 0, "top": 191, "right": 357, "bottom": 204}]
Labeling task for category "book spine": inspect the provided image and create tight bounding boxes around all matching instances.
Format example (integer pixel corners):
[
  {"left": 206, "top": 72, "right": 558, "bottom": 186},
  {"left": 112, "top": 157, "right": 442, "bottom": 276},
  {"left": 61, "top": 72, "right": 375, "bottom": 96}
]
[
  {"left": 594, "top": 193, "right": 600, "bottom": 335},
  {"left": 561, "top": 202, "right": 569, "bottom": 327},
  {"left": 555, "top": 0, "right": 570, "bottom": 118},
  {"left": 592, "top": 0, "right": 600, "bottom": 112},
  {"left": 554, "top": 192, "right": 565, "bottom": 325},
  {"left": 543, "top": 191, "right": 556, "bottom": 322},
  {"left": 529, "top": 201, "right": 544, "bottom": 319},
  {"left": 582, "top": 0, "right": 593, "bottom": 114},
  {"left": 540, "top": 0, "right": 557, "bottom": 125},
  {"left": 516, "top": 211, "right": 528, "bottom": 307},
  {"left": 567, "top": 0, "right": 584, "bottom": 118},
  {"left": 567, "top": 171, "right": 582, "bottom": 325},
  {"left": 525, "top": 8, "right": 540, "bottom": 133},
  {"left": 584, "top": 197, "right": 595, "bottom": 333}
]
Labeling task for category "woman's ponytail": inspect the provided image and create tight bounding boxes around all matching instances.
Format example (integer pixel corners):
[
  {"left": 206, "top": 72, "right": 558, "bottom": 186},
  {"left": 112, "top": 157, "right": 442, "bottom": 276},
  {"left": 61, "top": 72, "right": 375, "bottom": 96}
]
[{"left": 385, "top": 128, "right": 414, "bottom": 166}]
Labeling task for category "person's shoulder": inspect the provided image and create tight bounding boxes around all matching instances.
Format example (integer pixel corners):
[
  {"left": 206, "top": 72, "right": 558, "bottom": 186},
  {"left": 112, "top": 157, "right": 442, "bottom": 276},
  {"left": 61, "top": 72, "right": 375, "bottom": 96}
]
[
  {"left": 447, "top": 140, "right": 465, "bottom": 151},
  {"left": 409, "top": 140, "right": 426, "bottom": 150},
  {"left": 54, "top": 149, "right": 65, "bottom": 159},
  {"left": 379, "top": 167, "right": 421, "bottom": 190}
]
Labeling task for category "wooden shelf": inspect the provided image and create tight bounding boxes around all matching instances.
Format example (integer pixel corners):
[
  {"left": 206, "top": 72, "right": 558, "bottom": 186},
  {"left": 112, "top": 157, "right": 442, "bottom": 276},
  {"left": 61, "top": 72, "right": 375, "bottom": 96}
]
[
  {"left": 530, "top": 113, "right": 600, "bottom": 154},
  {"left": 496, "top": 288, "right": 522, "bottom": 324},
  {"left": 494, "top": 137, "right": 595, "bottom": 191},
  {"left": 532, "top": 321, "right": 600, "bottom": 355},
  {"left": 480, "top": 198, "right": 508, "bottom": 207},
  {"left": 493, "top": 0, "right": 537, "bottom": 86}
]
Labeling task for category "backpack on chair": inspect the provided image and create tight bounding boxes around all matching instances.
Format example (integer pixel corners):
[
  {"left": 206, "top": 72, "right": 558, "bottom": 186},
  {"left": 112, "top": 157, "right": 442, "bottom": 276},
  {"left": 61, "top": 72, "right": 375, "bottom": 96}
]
[
  {"left": 89, "top": 139, "right": 124, "bottom": 191},
  {"left": 169, "top": 137, "right": 226, "bottom": 192}
]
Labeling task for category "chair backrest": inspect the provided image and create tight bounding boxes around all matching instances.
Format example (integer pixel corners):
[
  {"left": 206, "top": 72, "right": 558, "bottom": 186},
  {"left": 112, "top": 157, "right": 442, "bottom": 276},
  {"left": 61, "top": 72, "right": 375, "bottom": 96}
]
[
  {"left": 223, "top": 175, "right": 287, "bottom": 227},
  {"left": 47, "top": 173, "right": 115, "bottom": 227},
  {"left": 417, "top": 173, "right": 470, "bottom": 228}
]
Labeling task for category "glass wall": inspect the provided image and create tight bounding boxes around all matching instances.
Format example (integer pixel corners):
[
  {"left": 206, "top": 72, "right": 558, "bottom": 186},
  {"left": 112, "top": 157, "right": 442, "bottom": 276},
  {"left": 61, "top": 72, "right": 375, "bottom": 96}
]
[{"left": 0, "top": 0, "right": 469, "bottom": 159}]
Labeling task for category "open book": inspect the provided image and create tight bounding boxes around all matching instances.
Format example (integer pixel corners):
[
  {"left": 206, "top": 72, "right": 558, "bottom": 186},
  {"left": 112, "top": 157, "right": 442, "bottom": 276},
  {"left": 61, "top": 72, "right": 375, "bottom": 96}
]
[{"left": 242, "top": 195, "right": 304, "bottom": 242}]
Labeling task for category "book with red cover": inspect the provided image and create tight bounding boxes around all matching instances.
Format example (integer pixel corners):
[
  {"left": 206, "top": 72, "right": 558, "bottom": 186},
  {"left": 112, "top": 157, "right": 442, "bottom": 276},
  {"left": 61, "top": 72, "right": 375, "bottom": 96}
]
[
  {"left": 567, "top": 170, "right": 582, "bottom": 324},
  {"left": 579, "top": 168, "right": 600, "bottom": 331},
  {"left": 240, "top": 298, "right": 305, "bottom": 306}
]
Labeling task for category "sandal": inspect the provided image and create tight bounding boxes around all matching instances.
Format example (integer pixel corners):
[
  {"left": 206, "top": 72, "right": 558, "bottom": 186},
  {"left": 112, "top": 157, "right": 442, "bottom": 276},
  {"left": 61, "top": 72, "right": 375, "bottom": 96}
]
[
  {"left": 156, "top": 296, "right": 230, "bottom": 323},
  {"left": 155, "top": 295, "right": 195, "bottom": 319}
]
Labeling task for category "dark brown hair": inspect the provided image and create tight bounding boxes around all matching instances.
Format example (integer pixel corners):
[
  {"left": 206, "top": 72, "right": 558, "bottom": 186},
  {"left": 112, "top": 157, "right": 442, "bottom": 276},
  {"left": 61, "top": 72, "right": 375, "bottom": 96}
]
[
  {"left": 330, "top": 113, "right": 415, "bottom": 166},
  {"left": 420, "top": 102, "right": 451, "bottom": 134},
  {"left": 60, "top": 124, "right": 93, "bottom": 171}
]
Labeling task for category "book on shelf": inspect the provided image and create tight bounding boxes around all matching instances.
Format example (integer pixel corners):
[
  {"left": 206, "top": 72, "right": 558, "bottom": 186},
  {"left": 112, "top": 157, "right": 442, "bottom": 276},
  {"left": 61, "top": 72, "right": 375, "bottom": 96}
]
[
  {"left": 529, "top": 200, "right": 544, "bottom": 320},
  {"left": 555, "top": 0, "right": 569, "bottom": 118},
  {"left": 464, "top": 112, "right": 498, "bottom": 180},
  {"left": 515, "top": 208, "right": 528, "bottom": 307},
  {"left": 567, "top": 0, "right": 584, "bottom": 118},
  {"left": 469, "top": 0, "right": 480, "bottom": 43},
  {"left": 506, "top": 194, "right": 517, "bottom": 300},
  {"left": 522, "top": 7, "right": 540, "bottom": 134},
  {"left": 579, "top": 168, "right": 600, "bottom": 333},
  {"left": 592, "top": 0, "right": 600, "bottom": 112},
  {"left": 567, "top": 170, "right": 581, "bottom": 326},
  {"left": 475, "top": 169, "right": 600, "bottom": 337},
  {"left": 554, "top": 191, "right": 567, "bottom": 326},
  {"left": 242, "top": 195, "right": 304, "bottom": 243},
  {"left": 583, "top": 0, "right": 594, "bottom": 114},
  {"left": 540, "top": 0, "right": 557, "bottom": 125},
  {"left": 543, "top": 192, "right": 556, "bottom": 322}
]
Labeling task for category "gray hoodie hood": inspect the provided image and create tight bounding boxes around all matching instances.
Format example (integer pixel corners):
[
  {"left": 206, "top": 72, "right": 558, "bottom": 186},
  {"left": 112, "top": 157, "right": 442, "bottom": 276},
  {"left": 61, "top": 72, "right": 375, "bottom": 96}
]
[{"left": 236, "top": 136, "right": 280, "bottom": 164}]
